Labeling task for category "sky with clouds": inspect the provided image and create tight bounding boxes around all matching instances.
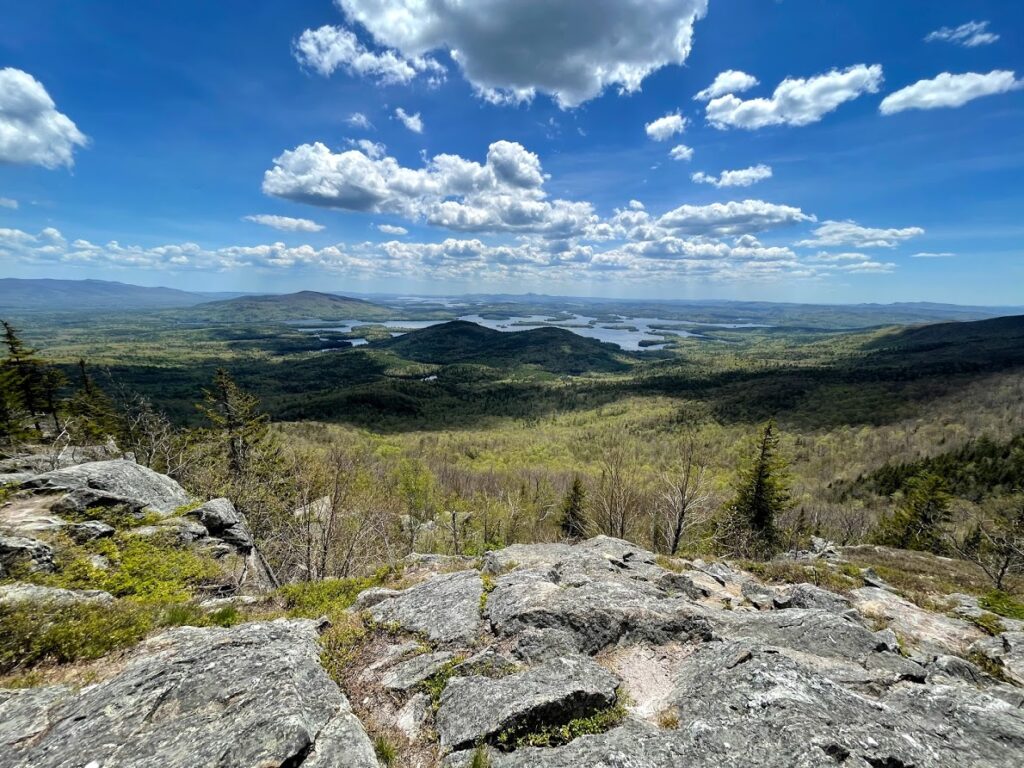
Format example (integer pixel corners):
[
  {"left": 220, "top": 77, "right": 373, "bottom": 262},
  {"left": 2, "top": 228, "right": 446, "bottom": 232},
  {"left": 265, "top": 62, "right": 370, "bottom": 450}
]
[{"left": 1, "top": 0, "right": 1023, "bottom": 303}]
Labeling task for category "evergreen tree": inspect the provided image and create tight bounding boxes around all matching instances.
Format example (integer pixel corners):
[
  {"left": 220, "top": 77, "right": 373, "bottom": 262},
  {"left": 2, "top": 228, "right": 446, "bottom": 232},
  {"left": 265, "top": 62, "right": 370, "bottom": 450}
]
[
  {"left": 724, "top": 419, "right": 790, "bottom": 558},
  {"left": 0, "top": 363, "right": 30, "bottom": 447},
  {"left": 198, "top": 368, "right": 275, "bottom": 481},
  {"left": 66, "top": 359, "right": 117, "bottom": 442},
  {"left": 560, "top": 475, "right": 588, "bottom": 541},
  {"left": 873, "top": 472, "right": 951, "bottom": 554},
  {"left": 2, "top": 321, "right": 46, "bottom": 435}
]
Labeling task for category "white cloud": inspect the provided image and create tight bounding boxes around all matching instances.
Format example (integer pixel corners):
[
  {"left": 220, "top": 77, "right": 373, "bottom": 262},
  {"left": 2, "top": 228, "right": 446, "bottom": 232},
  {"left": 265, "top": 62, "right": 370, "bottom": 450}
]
[
  {"left": 293, "top": 25, "right": 443, "bottom": 84},
  {"left": 263, "top": 139, "right": 595, "bottom": 238},
  {"left": 376, "top": 223, "right": 408, "bottom": 235},
  {"left": 880, "top": 70, "right": 1023, "bottom": 115},
  {"left": 656, "top": 199, "right": 814, "bottom": 237},
  {"left": 347, "top": 112, "right": 372, "bottom": 129},
  {"left": 705, "top": 64, "right": 883, "bottom": 129},
  {"left": 244, "top": 214, "right": 325, "bottom": 233},
  {"left": 911, "top": 252, "right": 955, "bottom": 259},
  {"left": 394, "top": 107, "right": 423, "bottom": 133},
  {"left": 645, "top": 113, "right": 687, "bottom": 141},
  {"left": 669, "top": 144, "right": 694, "bottom": 162},
  {"left": 0, "top": 197, "right": 17, "bottom": 209},
  {"left": 332, "top": 0, "right": 709, "bottom": 107},
  {"left": 694, "top": 70, "right": 759, "bottom": 101},
  {"left": 926, "top": 21, "right": 999, "bottom": 48},
  {"left": 796, "top": 220, "right": 923, "bottom": 248},
  {"left": 0, "top": 68, "right": 88, "bottom": 169},
  {"left": 692, "top": 164, "right": 772, "bottom": 188}
]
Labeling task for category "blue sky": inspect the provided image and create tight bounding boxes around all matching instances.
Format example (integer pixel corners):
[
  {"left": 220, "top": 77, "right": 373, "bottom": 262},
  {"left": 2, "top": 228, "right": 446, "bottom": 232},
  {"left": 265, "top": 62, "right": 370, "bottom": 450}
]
[{"left": 1, "top": 0, "right": 1023, "bottom": 303}]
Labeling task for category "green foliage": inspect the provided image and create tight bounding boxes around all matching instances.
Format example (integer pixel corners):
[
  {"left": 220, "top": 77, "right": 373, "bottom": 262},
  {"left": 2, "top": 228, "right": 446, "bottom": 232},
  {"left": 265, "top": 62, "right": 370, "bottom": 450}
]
[
  {"left": 559, "top": 475, "right": 588, "bottom": 541},
  {"left": 40, "top": 534, "right": 223, "bottom": 604},
  {"left": 721, "top": 419, "right": 790, "bottom": 559},
  {"left": 495, "top": 699, "right": 627, "bottom": 750},
  {"left": 873, "top": 473, "right": 952, "bottom": 554},
  {"left": 965, "top": 610, "right": 1005, "bottom": 636},
  {"left": 980, "top": 591, "right": 1024, "bottom": 621},
  {"left": 66, "top": 358, "right": 118, "bottom": 443},
  {"left": 739, "top": 559, "right": 860, "bottom": 593},
  {"left": 372, "top": 734, "right": 398, "bottom": 766},
  {"left": 419, "top": 657, "right": 465, "bottom": 707},
  {"left": 276, "top": 575, "right": 385, "bottom": 619},
  {"left": 319, "top": 613, "right": 369, "bottom": 686},
  {"left": 470, "top": 745, "right": 491, "bottom": 768},
  {"left": 0, "top": 600, "right": 154, "bottom": 672}
]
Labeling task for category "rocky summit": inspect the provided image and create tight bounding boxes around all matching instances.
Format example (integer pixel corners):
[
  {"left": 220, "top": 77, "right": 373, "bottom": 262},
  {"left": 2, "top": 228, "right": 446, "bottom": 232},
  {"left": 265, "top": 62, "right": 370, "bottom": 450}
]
[{"left": 1, "top": 457, "right": 1024, "bottom": 767}]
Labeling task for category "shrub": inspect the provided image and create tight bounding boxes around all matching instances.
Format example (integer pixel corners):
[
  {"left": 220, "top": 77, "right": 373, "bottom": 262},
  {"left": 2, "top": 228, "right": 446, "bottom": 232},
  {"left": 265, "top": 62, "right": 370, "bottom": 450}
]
[
  {"left": 980, "top": 590, "right": 1024, "bottom": 621},
  {"left": 276, "top": 576, "right": 382, "bottom": 619},
  {"left": 0, "top": 600, "right": 154, "bottom": 673},
  {"left": 496, "top": 700, "right": 627, "bottom": 750}
]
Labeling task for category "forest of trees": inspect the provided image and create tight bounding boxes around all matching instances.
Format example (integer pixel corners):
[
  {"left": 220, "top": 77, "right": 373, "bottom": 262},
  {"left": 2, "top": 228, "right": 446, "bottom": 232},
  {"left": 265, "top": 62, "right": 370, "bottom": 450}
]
[{"left": 2, "top": 321, "right": 1022, "bottom": 594}]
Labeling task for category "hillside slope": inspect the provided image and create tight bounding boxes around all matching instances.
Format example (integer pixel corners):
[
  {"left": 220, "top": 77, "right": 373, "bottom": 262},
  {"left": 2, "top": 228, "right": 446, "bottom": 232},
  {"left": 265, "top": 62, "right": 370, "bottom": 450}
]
[
  {"left": 183, "top": 290, "right": 393, "bottom": 322},
  {"left": 377, "top": 320, "right": 632, "bottom": 374}
]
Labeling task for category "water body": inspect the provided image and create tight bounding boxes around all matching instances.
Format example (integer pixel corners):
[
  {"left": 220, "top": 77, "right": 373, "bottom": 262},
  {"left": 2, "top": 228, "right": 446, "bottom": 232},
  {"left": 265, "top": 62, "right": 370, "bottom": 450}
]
[{"left": 301, "top": 314, "right": 766, "bottom": 351}]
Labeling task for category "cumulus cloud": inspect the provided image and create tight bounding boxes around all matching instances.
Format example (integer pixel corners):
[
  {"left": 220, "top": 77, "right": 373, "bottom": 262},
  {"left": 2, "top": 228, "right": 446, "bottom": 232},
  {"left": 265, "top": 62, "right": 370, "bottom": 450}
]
[
  {"left": 880, "top": 71, "right": 1023, "bottom": 115},
  {"left": 244, "top": 214, "right": 325, "bottom": 233},
  {"left": 656, "top": 200, "right": 814, "bottom": 237},
  {"left": 330, "top": 0, "right": 709, "bottom": 107},
  {"left": 694, "top": 70, "right": 759, "bottom": 101},
  {"left": 394, "top": 107, "right": 423, "bottom": 133},
  {"left": 293, "top": 25, "right": 443, "bottom": 85},
  {"left": 0, "top": 68, "right": 88, "bottom": 169},
  {"left": 926, "top": 21, "right": 999, "bottom": 48},
  {"left": 645, "top": 113, "right": 687, "bottom": 141},
  {"left": 0, "top": 197, "right": 17, "bottom": 209},
  {"left": 692, "top": 164, "right": 772, "bottom": 188},
  {"left": 669, "top": 144, "right": 694, "bottom": 162},
  {"left": 263, "top": 139, "right": 595, "bottom": 238},
  {"left": 796, "top": 220, "right": 923, "bottom": 248},
  {"left": 705, "top": 64, "right": 883, "bottom": 129},
  {"left": 347, "top": 112, "right": 372, "bottom": 129},
  {"left": 376, "top": 223, "right": 408, "bottom": 235}
]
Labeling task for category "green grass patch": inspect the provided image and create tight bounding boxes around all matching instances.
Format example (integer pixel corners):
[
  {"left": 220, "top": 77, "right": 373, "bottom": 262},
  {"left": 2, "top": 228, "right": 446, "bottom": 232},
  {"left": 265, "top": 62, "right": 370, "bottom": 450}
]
[
  {"left": 372, "top": 734, "right": 398, "bottom": 766},
  {"left": 738, "top": 559, "right": 859, "bottom": 594},
  {"left": 319, "top": 613, "right": 370, "bottom": 687},
  {"left": 276, "top": 573, "right": 390, "bottom": 619},
  {"left": 980, "top": 590, "right": 1024, "bottom": 621}
]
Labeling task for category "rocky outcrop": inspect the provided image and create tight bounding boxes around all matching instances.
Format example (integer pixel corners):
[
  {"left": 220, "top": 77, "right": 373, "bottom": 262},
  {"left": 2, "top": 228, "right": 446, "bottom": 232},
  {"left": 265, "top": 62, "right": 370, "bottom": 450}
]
[
  {"left": 20, "top": 459, "right": 190, "bottom": 514},
  {"left": 187, "top": 497, "right": 254, "bottom": 552},
  {"left": 0, "top": 582, "right": 114, "bottom": 606},
  {"left": 0, "top": 534, "right": 54, "bottom": 575},
  {"left": 1, "top": 619, "right": 380, "bottom": 768},
  {"left": 369, "top": 570, "right": 483, "bottom": 643},
  {"left": 436, "top": 656, "right": 618, "bottom": 750}
]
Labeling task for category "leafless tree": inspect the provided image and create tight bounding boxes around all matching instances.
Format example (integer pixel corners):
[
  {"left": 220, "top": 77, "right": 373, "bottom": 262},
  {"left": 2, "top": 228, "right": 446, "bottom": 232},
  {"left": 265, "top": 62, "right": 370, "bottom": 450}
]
[
  {"left": 592, "top": 442, "right": 643, "bottom": 540},
  {"left": 655, "top": 436, "right": 712, "bottom": 555},
  {"left": 950, "top": 494, "right": 1024, "bottom": 591}
]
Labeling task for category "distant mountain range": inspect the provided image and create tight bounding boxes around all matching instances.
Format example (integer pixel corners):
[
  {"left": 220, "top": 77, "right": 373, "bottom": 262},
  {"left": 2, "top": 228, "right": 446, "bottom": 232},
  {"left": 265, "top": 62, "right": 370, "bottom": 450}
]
[{"left": 0, "top": 278, "right": 235, "bottom": 311}]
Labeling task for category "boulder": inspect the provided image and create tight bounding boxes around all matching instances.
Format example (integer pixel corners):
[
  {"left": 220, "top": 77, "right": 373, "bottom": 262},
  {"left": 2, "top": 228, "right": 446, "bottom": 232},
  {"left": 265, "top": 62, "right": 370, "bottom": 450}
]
[
  {"left": 783, "top": 582, "right": 853, "bottom": 613},
  {"left": 353, "top": 586, "right": 403, "bottom": 610},
  {"left": 369, "top": 570, "right": 483, "bottom": 644},
  {"left": 435, "top": 655, "right": 619, "bottom": 750},
  {"left": 0, "top": 582, "right": 114, "bottom": 606},
  {"left": 2, "top": 619, "right": 379, "bottom": 768},
  {"left": 187, "top": 498, "right": 253, "bottom": 552},
  {"left": 0, "top": 534, "right": 54, "bottom": 575},
  {"left": 50, "top": 487, "right": 149, "bottom": 518},
  {"left": 66, "top": 519, "right": 115, "bottom": 543},
  {"left": 22, "top": 460, "right": 190, "bottom": 514}
]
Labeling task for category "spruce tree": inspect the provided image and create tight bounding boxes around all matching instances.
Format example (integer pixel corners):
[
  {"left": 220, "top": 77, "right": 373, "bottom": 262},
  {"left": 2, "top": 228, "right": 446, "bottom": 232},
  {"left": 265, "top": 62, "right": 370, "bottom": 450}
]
[
  {"left": 560, "top": 475, "right": 588, "bottom": 541},
  {"left": 873, "top": 473, "right": 951, "bottom": 554},
  {"left": 1, "top": 321, "right": 46, "bottom": 435},
  {"left": 67, "top": 359, "right": 116, "bottom": 442},
  {"left": 726, "top": 419, "right": 790, "bottom": 558},
  {"left": 198, "top": 368, "right": 273, "bottom": 481}
]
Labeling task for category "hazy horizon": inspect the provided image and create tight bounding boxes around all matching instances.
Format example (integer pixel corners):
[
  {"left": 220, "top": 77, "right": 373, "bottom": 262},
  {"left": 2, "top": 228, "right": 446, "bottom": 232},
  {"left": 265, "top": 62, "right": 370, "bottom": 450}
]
[{"left": 2, "top": 1, "right": 1023, "bottom": 303}]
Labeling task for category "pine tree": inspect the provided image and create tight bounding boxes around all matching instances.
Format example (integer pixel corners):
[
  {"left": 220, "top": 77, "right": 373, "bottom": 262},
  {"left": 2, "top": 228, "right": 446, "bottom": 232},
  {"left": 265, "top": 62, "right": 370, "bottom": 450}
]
[
  {"left": 725, "top": 419, "right": 790, "bottom": 559},
  {"left": 873, "top": 473, "right": 951, "bottom": 554},
  {"left": 560, "top": 475, "right": 588, "bottom": 541},
  {"left": 66, "top": 359, "right": 116, "bottom": 443},
  {"left": 2, "top": 321, "right": 46, "bottom": 435},
  {"left": 198, "top": 368, "right": 273, "bottom": 481},
  {"left": 0, "top": 363, "right": 30, "bottom": 447}
]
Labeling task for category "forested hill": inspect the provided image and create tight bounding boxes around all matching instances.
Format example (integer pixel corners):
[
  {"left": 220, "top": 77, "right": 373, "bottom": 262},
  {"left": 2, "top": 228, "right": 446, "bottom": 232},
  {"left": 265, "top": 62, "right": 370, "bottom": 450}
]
[
  {"left": 180, "top": 290, "right": 393, "bottom": 322},
  {"left": 0, "top": 278, "right": 213, "bottom": 311},
  {"left": 376, "top": 320, "right": 633, "bottom": 374}
]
